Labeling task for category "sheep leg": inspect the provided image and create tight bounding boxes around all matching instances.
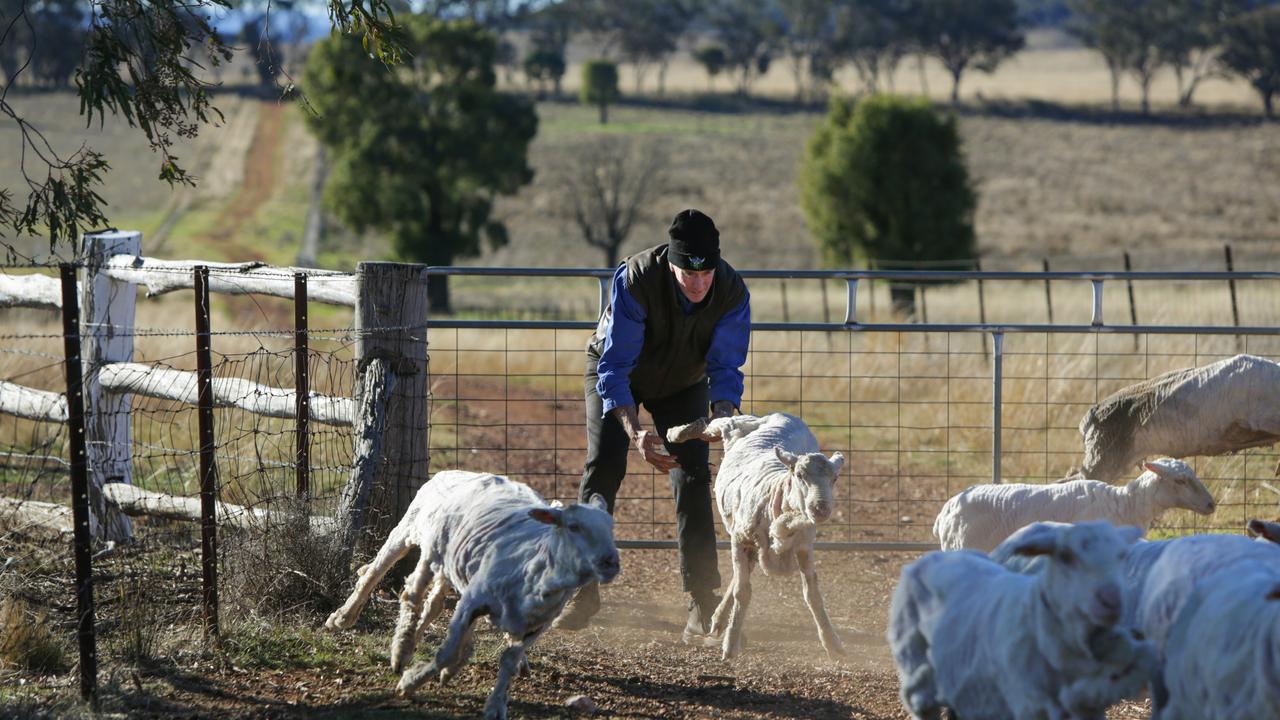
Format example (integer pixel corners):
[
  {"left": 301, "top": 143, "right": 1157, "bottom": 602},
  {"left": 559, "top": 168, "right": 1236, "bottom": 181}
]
[
  {"left": 390, "top": 552, "right": 436, "bottom": 672},
  {"left": 411, "top": 573, "right": 449, "bottom": 649},
  {"left": 325, "top": 522, "right": 413, "bottom": 630},
  {"left": 721, "top": 542, "right": 754, "bottom": 660},
  {"left": 483, "top": 642, "right": 527, "bottom": 720},
  {"left": 438, "top": 617, "right": 478, "bottom": 686},
  {"left": 798, "top": 548, "right": 845, "bottom": 659},
  {"left": 398, "top": 594, "right": 486, "bottom": 697},
  {"left": 708, "top": 587, "right": 735, "bottom": 638}
]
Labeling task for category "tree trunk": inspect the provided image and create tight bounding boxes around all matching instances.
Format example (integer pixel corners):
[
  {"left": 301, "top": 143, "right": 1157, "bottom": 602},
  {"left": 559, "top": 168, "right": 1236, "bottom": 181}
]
[
  {"left": 1265, "top": 90, "right": 1275, "bottom": 119},
  {"left": 916, "top": 55, "right": 928, "bottom": 96},
  {"left": 605, "top": 244, "right": 619, "bottom": 268},
  {"left": 1109, "top": 63, "right": 1121, "bottom": 112},
  {"left": 1140, "top": 75, "right": 1151, "bottom": 115},
  {"left": 658, "top": 61, "right": 669, "bottom": 97},
  {"left": 890, "top": 284, "right": 916, "bottom": 319},
  {"left": 599, "top": 101, "right": 608, "bottom": 124},
  {"left": 950, "top": 69, "right": 962, "bottom": 104},
  {"left": 428, "top": 274, "right": 450, "bottom": 314}
]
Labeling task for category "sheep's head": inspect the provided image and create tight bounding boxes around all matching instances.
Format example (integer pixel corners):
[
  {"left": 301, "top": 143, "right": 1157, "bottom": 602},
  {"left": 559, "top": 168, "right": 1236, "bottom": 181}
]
[
  {"left": 773, "top": 447, "right": 844, "bottom": 524},
  {"left": 1246, "top": 518, "right": 1280, "bottom": 544},
  {"left": 528, "top": 494, "right": 620, "bottom": 584},
  {"left": 1140, "top": 458, "right": 1216, "bottom": 516},
  {"left": 1005, "top": 520, "right": 1142, "bottom": 629}
]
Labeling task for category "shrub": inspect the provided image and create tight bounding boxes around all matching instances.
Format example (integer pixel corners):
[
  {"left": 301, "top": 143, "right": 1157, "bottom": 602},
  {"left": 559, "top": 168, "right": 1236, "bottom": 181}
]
[
  {"left": 0, "top": 596, "right": 66, "bottom": 674},
  {"left": 581, "top": 60, "right": 620, "bottom": 124},
  {"left": 799, "top": 94, "right": 977, "bottom": 317}
]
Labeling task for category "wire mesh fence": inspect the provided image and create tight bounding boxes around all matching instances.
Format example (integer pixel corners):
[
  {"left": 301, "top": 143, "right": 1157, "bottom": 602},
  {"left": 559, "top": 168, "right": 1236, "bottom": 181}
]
[{"left": 6, "top": 256, "right": 1280, "bottom": 702}]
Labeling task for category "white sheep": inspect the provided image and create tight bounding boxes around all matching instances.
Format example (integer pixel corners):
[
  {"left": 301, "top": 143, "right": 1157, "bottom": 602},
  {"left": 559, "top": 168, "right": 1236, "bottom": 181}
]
[
  {"left": 1135, "top": 530, "right": 1280, "bottom": 656},
  {"left": 666, "top": 412, "right": 845, "bottom": 660},
  {"left": 1156, "top": 564, "right": 1280, "bottom": 720},
  {"left": 993, "top": 519, "right": 1280, "bottom": 628},
  {"left": 325, "top": 470, "right": 619, "bottom": 720},
  {"left": 1078, "top": 353, "right": 1280, "bottom": 482},
  {"left": 933, "top": 458, "right": 1215, "bottom": 552},
  {"left": 889, "top": 521, "right": 1153, "bottom": 720}
]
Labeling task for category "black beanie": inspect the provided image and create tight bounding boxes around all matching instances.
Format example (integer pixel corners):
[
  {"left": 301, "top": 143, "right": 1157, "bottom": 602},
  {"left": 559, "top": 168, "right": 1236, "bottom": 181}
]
[{"left": 667, "top": 209, "right": 720, "bottom": 271}]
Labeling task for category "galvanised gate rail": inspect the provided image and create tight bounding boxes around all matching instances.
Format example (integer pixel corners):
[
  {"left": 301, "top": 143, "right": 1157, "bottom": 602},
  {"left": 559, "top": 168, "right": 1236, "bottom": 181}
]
[{"left": 424, "top": 267, "right": 1280, "bottom": 552}]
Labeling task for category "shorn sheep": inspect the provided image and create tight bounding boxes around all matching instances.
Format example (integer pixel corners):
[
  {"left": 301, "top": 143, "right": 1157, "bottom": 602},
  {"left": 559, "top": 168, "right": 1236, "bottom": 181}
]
[
  {"left": 1079, "top": 353, "right": 1280, "bottom": 482},
  {"left": 325, "top": 470, "right": 619, "bottom": 720},
  {"left": 1156, "top": 563, "right": 1280, "bottom": 719},
  {"left": 889, "top": 521, "right": 1153, "bottom": 720},
  {"left": 933, "top": 458, "right": 1215, "bottom": 552},
  {"left": 666, "top": 412, "right": 845, "bottom": 660}
]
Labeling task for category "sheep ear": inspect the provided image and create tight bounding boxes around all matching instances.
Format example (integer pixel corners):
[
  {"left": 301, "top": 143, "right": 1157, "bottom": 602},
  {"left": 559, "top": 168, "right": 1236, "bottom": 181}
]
[
  {"left": 528, "top": 508, "right": 563, "bottom": 526},
  {"left": 586, "top": 493, "right": 609, "bottom": 512},
  {"left": 775, "top": 447, "right": 799, "bottom": 468},
  {"left": 1008, "top": 524, "right": 1060, "bottom": 558},
  {"left": 1266, "top": 584, "right": 1280, "bottom": 601},
  {"left": 1116, "top": 525, "right": 1144, "bottom": 545},
  {"left": 1142, "top": 461, "right": 1167, "bottom": 477},
  {"left": 829, "top": 452, "right": 845, "bottom": 477}
]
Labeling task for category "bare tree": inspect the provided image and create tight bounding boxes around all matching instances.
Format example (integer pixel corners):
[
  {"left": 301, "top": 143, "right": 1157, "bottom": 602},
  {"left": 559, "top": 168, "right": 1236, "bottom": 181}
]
[{"left": 553, "top": 137, "right": 669, "bottom": 267}]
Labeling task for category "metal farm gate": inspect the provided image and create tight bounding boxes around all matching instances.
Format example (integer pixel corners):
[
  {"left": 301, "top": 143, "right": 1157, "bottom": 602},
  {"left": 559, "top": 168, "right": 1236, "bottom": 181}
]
[{"left": 424, "top": 267, "right": 1280, "bottom": 552}]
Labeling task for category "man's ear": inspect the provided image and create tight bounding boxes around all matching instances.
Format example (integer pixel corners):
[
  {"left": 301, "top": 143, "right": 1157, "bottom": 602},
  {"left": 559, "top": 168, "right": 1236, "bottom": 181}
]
[{"left": 529, "top": 508, "right": 563, "bottom": 526}]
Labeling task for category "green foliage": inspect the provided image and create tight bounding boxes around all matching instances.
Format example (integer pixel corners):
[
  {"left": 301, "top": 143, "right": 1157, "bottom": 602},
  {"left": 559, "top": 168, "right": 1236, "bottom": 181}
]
[
  {"left": 1220, "top": 6, "right": 1280, "bottom": 117},
  {"left": 303, "top": 17, "right": 537, "bottom": 311},
  {"left": 799, "top": 94, "right": 976, "bottom": 312},
  {"left": 694, "top": 45, "right": 728, "bottom": 84},
  {"left": 909, "top": 0, "right": 1025, "bottom": 103},
  {"left": 0, "top": 0, "right": 403, "bottom": 256},
  {"left": 705, "top": 0, "right": 782, "bottom": 95},
  {"left": 523, "top": 47, "right": 567, "bottom": 96},
  {"left": 581, "top": 60, "right": 620, "bottom": 123}
]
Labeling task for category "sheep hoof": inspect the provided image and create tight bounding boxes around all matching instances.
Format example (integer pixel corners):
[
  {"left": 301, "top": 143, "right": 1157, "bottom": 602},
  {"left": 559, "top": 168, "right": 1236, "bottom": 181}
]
[{"left": 324, "top": 612, "right": 350, "bottom": 630}]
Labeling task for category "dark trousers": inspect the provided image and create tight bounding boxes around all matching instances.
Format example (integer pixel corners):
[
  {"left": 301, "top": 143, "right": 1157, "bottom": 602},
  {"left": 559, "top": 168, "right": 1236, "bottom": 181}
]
[{"left": 581, "top": 361, "right": 720, "bottom": 595}]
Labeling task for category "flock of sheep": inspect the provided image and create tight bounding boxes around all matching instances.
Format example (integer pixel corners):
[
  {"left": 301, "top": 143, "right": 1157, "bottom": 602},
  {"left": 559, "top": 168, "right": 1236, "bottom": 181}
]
[{"left": 322, "top": 353, "right": 1280, "bottom": 719}]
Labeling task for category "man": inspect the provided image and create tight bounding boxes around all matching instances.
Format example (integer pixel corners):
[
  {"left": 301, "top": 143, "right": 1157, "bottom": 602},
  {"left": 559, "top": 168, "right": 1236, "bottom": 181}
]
[{"left": 554, "top": 209, "right": 751, "bottom": 641}]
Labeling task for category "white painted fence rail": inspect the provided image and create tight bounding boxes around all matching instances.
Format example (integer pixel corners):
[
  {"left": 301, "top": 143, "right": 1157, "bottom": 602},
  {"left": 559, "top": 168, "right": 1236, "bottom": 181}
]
[
  {"left": 103, "top": 484, "right": 337, "bottom": 534},
  {"left": 101, "top": 255, "right": 357, "bottom": 306},
  {"left": 97, "top": 362, "right": 354, "bottom": 426},
  {"left": 0, "top": 271, "right": 63, "bottom": 309},
  {"left": 0, "top": 380, "right": 67, "bottom": 422}
]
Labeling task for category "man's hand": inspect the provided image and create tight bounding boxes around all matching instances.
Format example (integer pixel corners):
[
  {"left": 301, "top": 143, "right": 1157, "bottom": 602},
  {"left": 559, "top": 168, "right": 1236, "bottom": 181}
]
[
  {"left": 710, "top": 400, "right": 736, "bottom": 419},
  {"left": 610, "top": 405, "right": 680, "bottom": 472},
  {"left": 634, "top": 429, "right": 680, "bottom": 472}
]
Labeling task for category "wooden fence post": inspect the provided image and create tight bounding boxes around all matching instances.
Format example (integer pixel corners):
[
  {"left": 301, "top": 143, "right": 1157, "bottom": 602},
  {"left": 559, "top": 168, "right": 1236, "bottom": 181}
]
[
  {"left": 1225, "top": 244, "right": 1241, "bottom": 351},
  {"left": 80, "top": 230, "right": 140, "bottom": 543},
  {"left": 346, "top": 262, "right": 429, "bottom": 541}
]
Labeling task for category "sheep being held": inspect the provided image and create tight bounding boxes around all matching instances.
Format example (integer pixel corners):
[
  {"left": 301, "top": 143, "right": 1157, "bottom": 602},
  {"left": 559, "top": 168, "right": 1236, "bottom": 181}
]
[
  {"left": 889, "top": 521, "right": 1154, "bottom": 720},
  {"left": 1078, "top": 353, "right": 1280, "bottom": 482},
  {"left": 667, "top": 412, "right": 845, "bottom": 660},
  {"left": 933, "top": 458, "right": 1215, "bottom": 552},
  {"left": 325, "top": 470, "right": 619, "bottom": 720}
]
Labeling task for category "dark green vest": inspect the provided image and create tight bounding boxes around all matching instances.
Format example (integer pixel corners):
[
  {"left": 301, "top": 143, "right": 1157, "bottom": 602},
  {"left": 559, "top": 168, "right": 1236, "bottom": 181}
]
[{"left": 588, "top": 244, "right": 747, "bottom": 402}]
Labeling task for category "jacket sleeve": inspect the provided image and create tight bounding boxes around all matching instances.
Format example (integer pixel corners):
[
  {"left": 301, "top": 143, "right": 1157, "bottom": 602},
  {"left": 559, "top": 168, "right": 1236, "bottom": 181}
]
[
  {"left": 595, "top": 265, "right": 647, "bottom": 415},
  {"left": 706, "top": 291, "right": 751, "bottom": 408}
]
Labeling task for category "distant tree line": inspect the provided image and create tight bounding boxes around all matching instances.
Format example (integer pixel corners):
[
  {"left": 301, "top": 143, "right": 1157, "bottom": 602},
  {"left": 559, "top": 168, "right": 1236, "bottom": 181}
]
[{"left": 502, "top": 0, "right": 1280, "bottom": 115}]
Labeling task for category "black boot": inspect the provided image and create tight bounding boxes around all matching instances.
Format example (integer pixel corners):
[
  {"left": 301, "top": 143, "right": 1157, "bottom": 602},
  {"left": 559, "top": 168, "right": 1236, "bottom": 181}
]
[
  {"left": 682, "top": 589, "right": 719, "bottom": 643},
  {"left": 553, "top": 581, "right": 601, "bottom": 631}
]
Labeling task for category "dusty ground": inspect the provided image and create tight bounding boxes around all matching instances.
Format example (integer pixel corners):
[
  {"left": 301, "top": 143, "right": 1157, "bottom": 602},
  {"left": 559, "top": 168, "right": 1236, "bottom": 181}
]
[{"left": 0, "top": 538, "right": 1150, "bottom": 719}]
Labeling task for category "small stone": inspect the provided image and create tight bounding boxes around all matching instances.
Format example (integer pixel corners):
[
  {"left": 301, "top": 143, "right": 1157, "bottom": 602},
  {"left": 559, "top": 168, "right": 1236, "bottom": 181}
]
[
  {"left": 564, "top": 694, "right": 597, "bottom": 713},
  {"left": 900, "top": 516, "right": 912, "bottom": 524}
]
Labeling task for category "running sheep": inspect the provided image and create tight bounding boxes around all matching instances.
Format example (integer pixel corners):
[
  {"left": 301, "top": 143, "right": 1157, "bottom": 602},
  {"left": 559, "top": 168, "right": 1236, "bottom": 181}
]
[
  {"left": 933, "top": 458, "right": 1215, "bottom": 552},
  {"left": 889, "top": 520, "right": 1152, "bottom": 720},
  {"left": 666, "top": 412, "right": 845, "bottom": 660},
  {"left": 1078, "top": 353, "right": 1280, "bottom": 482},
  {"left": 1156, "top": 563, "right": 1280, "bottom": 720},
  {"left": 324, "top": 470, "right": 619, "bottom": 720}
]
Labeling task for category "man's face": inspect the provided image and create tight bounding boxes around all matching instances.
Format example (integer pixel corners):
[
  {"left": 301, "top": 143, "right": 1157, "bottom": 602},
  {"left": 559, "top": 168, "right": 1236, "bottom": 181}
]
[{"left": 671, "top": 265, "right": 715, "bottom": 303}]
